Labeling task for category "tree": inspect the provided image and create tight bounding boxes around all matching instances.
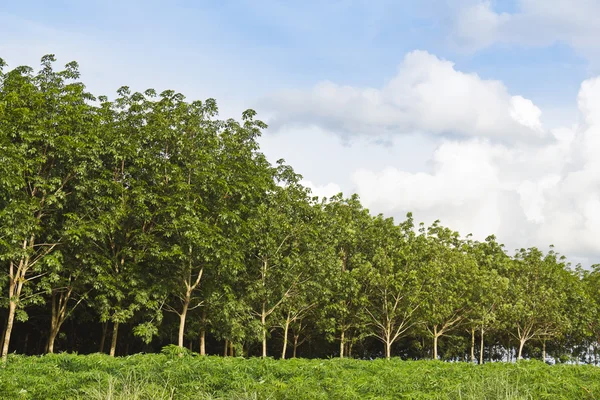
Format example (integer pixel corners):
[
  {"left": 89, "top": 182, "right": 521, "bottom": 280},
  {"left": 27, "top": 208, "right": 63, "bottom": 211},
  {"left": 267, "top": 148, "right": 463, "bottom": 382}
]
[
  {"left": 319, "top": 194, "right": 371, "bottom": 358},
  {"left": 363, "top": 214, "right": 423, "bottom": 359},
  {"left": 0, "top": 56, "right": 99, "bottom": 363},
  {"left": 242, "top": 165, "right": 314, "bottom": 357},
  {"left": 420, "top": 222, "right": 477, "bottom": 360},
  {"left": 501, "top": 247, "right": 571, "bottom": 360},
  {"left": 466, "top": 235, "right": 509, "bottom": 364}
]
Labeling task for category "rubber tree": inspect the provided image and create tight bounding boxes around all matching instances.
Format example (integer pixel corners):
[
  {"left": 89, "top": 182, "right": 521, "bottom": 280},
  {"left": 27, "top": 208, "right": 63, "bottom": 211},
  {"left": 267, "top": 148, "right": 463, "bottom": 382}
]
[
  {"left": 363, "top": 214, "right": 424, "bottom": 359},
  {"left": 419, "top": 221, "right": 477, "bottom": 360},
  {"left": 0, "top": 56, "right": 99, "bottom": 363}
]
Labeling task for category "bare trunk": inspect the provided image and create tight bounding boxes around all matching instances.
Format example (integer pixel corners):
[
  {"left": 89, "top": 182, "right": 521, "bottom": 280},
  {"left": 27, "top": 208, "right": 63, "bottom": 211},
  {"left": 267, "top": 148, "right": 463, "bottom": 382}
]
[
  {"left": 518, "top": 338, "right": 525, "bottom": 360},
  {"left": 1, "top": 299, "right": 17, "bottom": 364},
  {"left": 542, "top": 340, "right": 546, "bottom": 362},
  {"left": 0, "top": 321, "right": 6, "bottom": 354},
  {"left": 223, "top": 340, "right": 228, "bottom": 357},
  {"left": 386, "top": 341, "right": 392, "bottom": 360},
  {"left": 339, "top": 329, "right": 345, "bottom": 359},
  {"left": 261, "top": 302, "right": 267, "bottom": 358},
  {"left": 109, "top": 322, "right": 119, "bottom": 357},
  {"left": 479, "top": 327, "right": 485, "bottom": 365},
  {"left": 282, "top": 312, "right": 291, "bottom": 359},
  {"left": 47, "top": 329, "right": 59, "bottom": 354},
  {"left": 47, "top": 289, "right": 71, "bottom": 354},
  {"left": 470, "top": 328, "right": 475, "bottom": 363},
  {"left": 199, "top": 329, "right": 206, "bottom": 356},
  {"left": 293, "top": 334, "right": 299, "bottom": 358},
  {"left": 99, "top": 322, "right": 108, "bottom": 353},
  {"left": 433, "top": 325, "right": 439, "bottom": 360},
  {"left": 22, "top": 333, "right": 29, "bottom": 355},
  {"left": 178, "top": 297, "right": 189, "bottom": 348},
  {"left": 229, "top": 341, "right": 234, "bottom": 357},
  {"left": 199, "top": 308, "right": 206, "bottom": 356}
]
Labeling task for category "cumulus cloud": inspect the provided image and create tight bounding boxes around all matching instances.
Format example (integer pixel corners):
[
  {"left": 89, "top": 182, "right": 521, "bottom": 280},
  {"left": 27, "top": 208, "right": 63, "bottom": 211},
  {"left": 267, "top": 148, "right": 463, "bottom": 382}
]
[
  {"left": 262, "top": 50, "right": 545, "bottom": 141},
  {"left": 260, "top": 50, "right": 600, "bottom": 262},
  {"left": 349, "top": 76, "right": 600, "bottom": 260}
]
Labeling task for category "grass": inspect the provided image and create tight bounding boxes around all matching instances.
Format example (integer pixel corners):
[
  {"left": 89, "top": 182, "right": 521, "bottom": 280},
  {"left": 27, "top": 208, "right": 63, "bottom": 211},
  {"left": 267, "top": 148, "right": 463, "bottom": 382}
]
[{"left": 0, "top": 351, "right": 599, "bottom": 399}]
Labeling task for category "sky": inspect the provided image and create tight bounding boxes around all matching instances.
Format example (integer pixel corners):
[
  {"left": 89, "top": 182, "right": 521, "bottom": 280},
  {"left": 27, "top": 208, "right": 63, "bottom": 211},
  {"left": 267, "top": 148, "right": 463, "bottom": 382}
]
[{"left": 2, "top": 0, "right": 600, "bottom": 265}]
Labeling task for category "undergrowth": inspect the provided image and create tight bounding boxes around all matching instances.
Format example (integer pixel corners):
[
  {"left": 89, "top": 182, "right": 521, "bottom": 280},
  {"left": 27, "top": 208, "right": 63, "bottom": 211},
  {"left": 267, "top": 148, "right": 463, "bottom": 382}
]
[{"left": 0, "top": 352, "right": 598, "bottom": 399}]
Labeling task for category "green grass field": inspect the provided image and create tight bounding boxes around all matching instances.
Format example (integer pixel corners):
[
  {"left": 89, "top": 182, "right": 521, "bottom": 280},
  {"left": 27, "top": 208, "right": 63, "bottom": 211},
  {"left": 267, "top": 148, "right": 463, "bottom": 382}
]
[{"left": 1, "top": 351, "right": 599, "bottom": 399}]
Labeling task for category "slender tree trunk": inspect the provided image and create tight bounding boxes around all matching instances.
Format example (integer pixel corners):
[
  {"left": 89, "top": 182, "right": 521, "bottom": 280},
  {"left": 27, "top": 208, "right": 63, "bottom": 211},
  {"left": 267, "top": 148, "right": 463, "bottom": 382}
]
[
  {"left": 47, "top": 329, "right": 59, "bottom": 354},
  {"left": 542, "top": 340, "right": 546, "bottom": 362},
  {"left": 386, "top": 341, "right": 392, "bottom": 360},
  {"left": 479, "top": 327, "right": 485, "bottom": 365},
  {"left": 22, "top": 333, "right": 29, "bottom": 355},
  {"left": 518, "top": 338, "right": 526, "bottom": 360},
  {"left": 99, "top": 322, "right": 108, "bottom": 353},
  {"left": 199, "top": 329, "right": 206, "bottom": 356},
  {"left": 178, "top": 297, "right": 189, "bottom": 348},
  {"left": 433, "top": 325, "right": 439, "bottom": 360},
  {"left": 1, "top": 299, "right": 17, "bottom": 364},
  {"left": 293, "top": 334, "right": 299, "bottom": 358},
  {"left": 223, "top": 340, "right": 228, "bottom": 357},
  {"left": 339, "top": 330, "right": 345, "bottom": 359},
  {"left": 229, "top": 341, "right": 234, "bottom": 357},
  {"left": 199, "top": 308, "right": 206, "bottom": 356},
  {"left": 109, "top": 322, "right": 119, "bottom": 357},
  {"left": 348, "top": 342, "right": 353, "bottom": 358},
  {"left": 282, "top": 312, "right": 290, "bottom": 360},
  {"left": 261, "top": 302, "right": 267, "bottom": 358},
  {"left": 470, "top": 328, "right": 475, "bottom": 363},
  {"left": 0, "top": 321, "right": 6, "bottom": 354}
]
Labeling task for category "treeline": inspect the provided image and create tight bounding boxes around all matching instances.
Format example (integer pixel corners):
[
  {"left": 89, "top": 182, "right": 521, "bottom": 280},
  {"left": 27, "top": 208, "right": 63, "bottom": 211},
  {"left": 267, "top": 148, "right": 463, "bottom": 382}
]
[{"left": 1, "top": 56, "right": 599, "bottom": 364}]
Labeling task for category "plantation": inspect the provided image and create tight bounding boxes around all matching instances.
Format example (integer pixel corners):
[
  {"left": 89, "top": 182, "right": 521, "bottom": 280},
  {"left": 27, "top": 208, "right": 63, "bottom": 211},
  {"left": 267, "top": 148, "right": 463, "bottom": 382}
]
[{"left": 1, "top": 352, "right": 599, "bottom": 400}]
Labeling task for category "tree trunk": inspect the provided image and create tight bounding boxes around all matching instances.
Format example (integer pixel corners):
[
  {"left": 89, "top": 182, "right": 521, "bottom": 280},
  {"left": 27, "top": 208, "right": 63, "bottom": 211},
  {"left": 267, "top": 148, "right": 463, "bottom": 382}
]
[
  {"left": 542, "top": 339, "right": 546, "bottom": 362},
  {"left": 470, "top": 327, "right": 475, "bottom": 363},
  {"left": 99, "top": 322, "right": 108, "bottom": 353},
  {"left": 518, "top": 338, "right": 526, "bottom": 360},
  {"left": 178, "top": 297, "right": 190, "bottom": 348},
  {"left": 293, "top": 334, "right": 299, "bottom": 358},
  {"left": 22, "top": 333, "right": 29, "bottom": 355},
  {"left": 199, "top": 329, "right": 206, "bottom": 356},
  {"left": 1, "top": 299, "right": 17, "bottom": 364},
  {"left": 282, "top": 312, "right": 291, "bottom": 360},
  {"left": 339, "top": 330, "right": 345, "bottom": 359},
  {"left": 0, "top": 321, "right": 6, "bottom": 354},
  {"left": 261, "top": 302, "right": 267, "bottom": 358},
  {"left": 47, "top": 328, "right": 59, "bottom": 354},
  {"left": 229, "top": 341, "right": 234, "bottom": 357},
  {"left": 109, "top": 322, "right": 119, "bottom": 357},
  {"left": 46, "top": 288, "right": 75, "bottom": 354},
  {"left": 199, "top": 308, "right": 206, "bottom": 356},
  {"left": 433, "top": 325, "right": 439, "bottom": 360},
  {"left": 223, "top": 340, "right": 228, "bottom": 357},
  {"left": 479, "top": 327, "right": 485, "bottom": 365},
  {"left": 386, "top": 341, "right": 392, "bottom": 360}
]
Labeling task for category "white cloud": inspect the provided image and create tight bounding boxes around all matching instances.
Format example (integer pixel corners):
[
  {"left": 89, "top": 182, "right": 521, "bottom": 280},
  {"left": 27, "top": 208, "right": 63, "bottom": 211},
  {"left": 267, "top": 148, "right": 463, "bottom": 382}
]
[
  {"left": 348, "top": 75, "right": 600, "bottom": 260},
  {"left": 260, "top": 50, "right": 600, "bottom": 263},
  {"left": 262, "top": 50, "right": 545, "bottom": 141},
  {"left": 451, "top": 0, "right": 600, "bottom": 59},
  {"left": 301, "top": 180, "right": 343, "bottom": 200}
]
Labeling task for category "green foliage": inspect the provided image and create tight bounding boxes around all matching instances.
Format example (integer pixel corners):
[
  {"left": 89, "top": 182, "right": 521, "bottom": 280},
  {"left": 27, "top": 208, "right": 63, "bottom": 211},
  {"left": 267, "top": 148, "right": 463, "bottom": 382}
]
[
  {"left": 2, "top": 55, "right": 600, "bottom": 366},
  {"left": 1, "top": 354, "right": 599, "bottom": 399}
]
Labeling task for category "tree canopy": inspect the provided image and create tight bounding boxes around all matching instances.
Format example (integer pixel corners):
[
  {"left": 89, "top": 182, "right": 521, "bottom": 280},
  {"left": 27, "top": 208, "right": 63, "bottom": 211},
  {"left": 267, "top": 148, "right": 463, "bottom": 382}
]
[{"left": 1, "top": 56, "right": 599, "bottom": 364}]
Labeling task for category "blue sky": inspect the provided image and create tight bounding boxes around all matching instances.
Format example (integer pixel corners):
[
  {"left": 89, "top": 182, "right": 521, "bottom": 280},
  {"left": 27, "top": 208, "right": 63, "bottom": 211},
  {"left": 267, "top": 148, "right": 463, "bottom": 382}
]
[
  {"left": 1, "top": 1, "right": 589, "bottom": 108},
  {"left": 3, "top": 0, "right": 600, "bottom": 263}
]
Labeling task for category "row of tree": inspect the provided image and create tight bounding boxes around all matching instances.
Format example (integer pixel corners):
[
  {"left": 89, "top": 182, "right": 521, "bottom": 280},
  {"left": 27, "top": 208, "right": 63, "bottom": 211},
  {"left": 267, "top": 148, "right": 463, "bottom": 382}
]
[{"left": 1, "top": 56, "right": 599, "bottom": 364}]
